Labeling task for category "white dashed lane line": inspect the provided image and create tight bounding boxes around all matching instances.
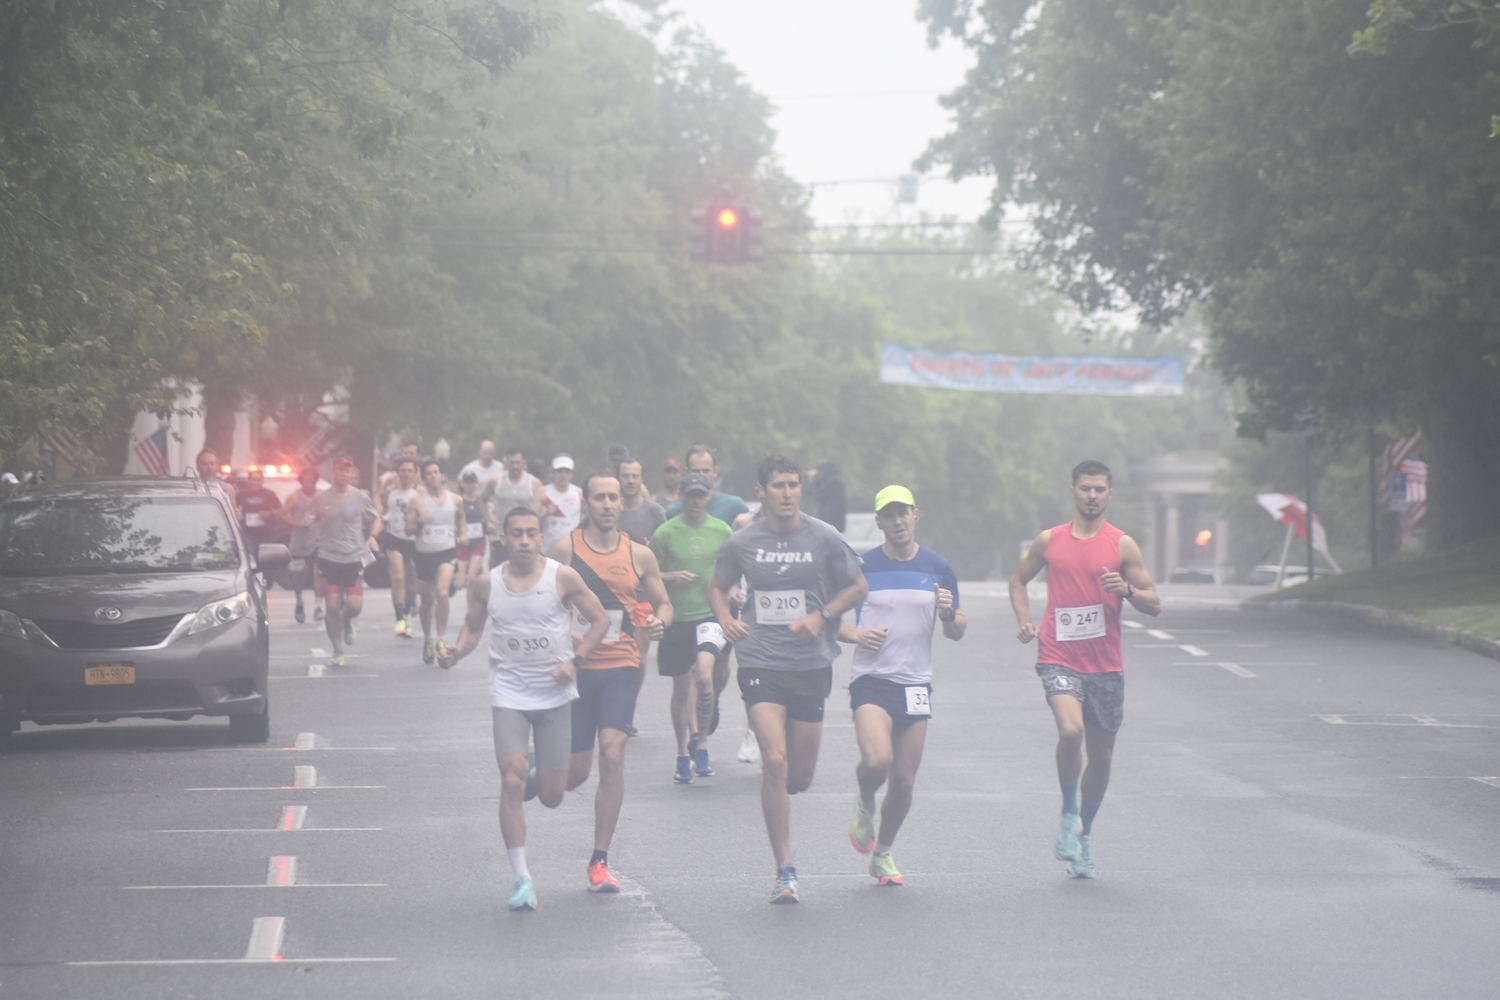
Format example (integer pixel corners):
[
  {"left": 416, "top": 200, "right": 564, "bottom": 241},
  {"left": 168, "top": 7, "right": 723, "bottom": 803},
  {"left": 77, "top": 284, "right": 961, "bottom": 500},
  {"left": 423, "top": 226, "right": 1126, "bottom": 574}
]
[
  {"left": 1147, "top": 629, "right": 1175, "bottom": 640},
  {"left": 1178, "top": 644, "right": 1210, "bottom": 657},
  {"left": 66, "top": 916, "right": 396, "bottom": 965}
]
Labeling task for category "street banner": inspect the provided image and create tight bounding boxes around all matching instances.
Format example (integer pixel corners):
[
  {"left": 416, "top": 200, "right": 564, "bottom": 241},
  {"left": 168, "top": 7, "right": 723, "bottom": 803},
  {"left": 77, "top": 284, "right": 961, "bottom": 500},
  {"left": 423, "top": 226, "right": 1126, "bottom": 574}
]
[{"left": 879, "top": 344, "right": 1184, "bottom": 396}]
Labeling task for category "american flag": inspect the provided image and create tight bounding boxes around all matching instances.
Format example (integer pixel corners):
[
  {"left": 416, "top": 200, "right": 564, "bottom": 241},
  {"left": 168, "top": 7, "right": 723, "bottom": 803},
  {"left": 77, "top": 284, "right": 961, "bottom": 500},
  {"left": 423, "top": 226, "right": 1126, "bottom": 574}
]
[
  {"left": 1399, "top": 458, "right": 1427, "bottom": 551},
  {"left": 1381, "top": 431, "right": 1423, "bottom": 503},
  {"left": 39, "top": 426, "right": 100, "bottom": 467},
  {"left": 133, "top": 426, "right": 171, "bottom": 476}
]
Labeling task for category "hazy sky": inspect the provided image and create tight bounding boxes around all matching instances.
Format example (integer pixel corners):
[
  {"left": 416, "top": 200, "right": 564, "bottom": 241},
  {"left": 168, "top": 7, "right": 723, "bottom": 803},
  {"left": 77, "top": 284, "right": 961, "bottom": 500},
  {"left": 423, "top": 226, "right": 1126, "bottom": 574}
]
[{"left": 662, "top": 0, "right": 994, "bottom": 225}]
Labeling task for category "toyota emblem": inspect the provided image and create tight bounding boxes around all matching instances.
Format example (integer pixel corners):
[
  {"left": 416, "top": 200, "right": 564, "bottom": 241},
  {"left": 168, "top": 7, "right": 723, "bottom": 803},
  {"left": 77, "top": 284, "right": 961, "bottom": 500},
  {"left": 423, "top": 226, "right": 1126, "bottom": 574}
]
[{"left": 94, "top": 606, "right": 123, "bottom": 622}]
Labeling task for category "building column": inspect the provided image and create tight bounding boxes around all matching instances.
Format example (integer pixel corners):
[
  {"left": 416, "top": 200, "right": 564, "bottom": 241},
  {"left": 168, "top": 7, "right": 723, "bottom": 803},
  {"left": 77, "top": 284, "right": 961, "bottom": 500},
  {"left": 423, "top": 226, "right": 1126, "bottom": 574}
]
[
  {"left": 1214, "top": 515, "right": 1230, "bottom": 584},
  {"left": 1164, "top": 495, "right": 1181, "bottom": 581}
]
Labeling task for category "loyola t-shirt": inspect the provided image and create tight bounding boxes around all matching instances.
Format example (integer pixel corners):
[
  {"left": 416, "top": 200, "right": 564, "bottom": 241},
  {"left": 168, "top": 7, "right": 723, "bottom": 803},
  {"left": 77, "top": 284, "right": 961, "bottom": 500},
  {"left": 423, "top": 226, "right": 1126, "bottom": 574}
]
[
  {"left": 851, "top": 545, "right": 960, "bottom": 685},
  {"left": 713, "top": 514, "right": 861, "bottom": 672},
  {"left": 650, "top": 514, "right": 732, "bottom": 622}
]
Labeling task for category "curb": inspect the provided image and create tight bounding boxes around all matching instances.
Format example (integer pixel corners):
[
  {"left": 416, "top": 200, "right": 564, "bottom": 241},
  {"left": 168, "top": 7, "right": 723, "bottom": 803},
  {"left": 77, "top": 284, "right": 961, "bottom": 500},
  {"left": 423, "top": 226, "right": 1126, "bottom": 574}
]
[{"left": 1250, "top": 599, "right": 1500, "bottom": 663}]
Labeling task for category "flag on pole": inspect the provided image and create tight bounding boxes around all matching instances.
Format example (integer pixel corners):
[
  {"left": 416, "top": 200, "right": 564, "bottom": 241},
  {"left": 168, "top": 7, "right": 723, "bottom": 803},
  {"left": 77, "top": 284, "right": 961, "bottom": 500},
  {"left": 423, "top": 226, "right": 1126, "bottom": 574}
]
[
  {"left": 38, "top": 426, "right": 100, "bottom": 467},
  {"left": 133, "top": 426, "right": 171, "bottom": 476},
  {"left": 1398, "top": 459, "right": 1427, "bottom": 551},
  {"left": 1381, "top": 431, "right": 1422, "bottom": 503},
  {"left": 1255, "top": 493, "right": 1341, "bottom": 571}
]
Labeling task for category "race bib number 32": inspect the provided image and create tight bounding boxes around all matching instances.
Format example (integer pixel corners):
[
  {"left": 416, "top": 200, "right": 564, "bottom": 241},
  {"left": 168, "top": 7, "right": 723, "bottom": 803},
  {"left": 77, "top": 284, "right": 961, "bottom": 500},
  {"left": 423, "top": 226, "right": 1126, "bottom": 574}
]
[
  {"left": 1055, "top": 604, "right": 1106, "bottom": 641},
  {"left": 755, "top": 589, "right": 806, "bottom": 625},
  {"left": 904, "top": 685, "right": 931, "bottom": 716}
]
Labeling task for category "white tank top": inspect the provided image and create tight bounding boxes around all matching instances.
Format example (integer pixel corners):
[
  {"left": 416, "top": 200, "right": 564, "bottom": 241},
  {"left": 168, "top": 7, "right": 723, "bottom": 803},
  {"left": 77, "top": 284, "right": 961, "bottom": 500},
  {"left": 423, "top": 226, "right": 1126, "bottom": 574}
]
[
  {"left": 415, "top": 489, "right": 458, "bottom": 553},
  {"left": 488, "top": 471, "right": 538, "bottom": 538},
  {"left": 487, "top": 559, "right": 578, "bottom": 710},
  {"left": 542, "top": 483, "right": 581, "bottom": 548},
  {"left": 384, "top": 486, "right": 418, "bottom": 540}
]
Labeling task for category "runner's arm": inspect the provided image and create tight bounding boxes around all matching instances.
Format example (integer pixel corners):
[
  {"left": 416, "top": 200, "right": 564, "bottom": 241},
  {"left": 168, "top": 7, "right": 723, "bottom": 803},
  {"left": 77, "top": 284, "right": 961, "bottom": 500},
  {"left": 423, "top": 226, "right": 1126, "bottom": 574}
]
[
  {"left": 836, "top": 620, "right": 887, "bottom": 651},
  {"left": 935, "top": 584, "right": 967, "bottom": 641},
  {"left": 278, "top": 491, "right": 309, "bottom": 528},
  {"left": 437, "top": 572, "right": 490, "bottom": 669},
  {"left": 790, "top": 569, "right": 868, "bottom": 642},
  {"left": 404, "top": 491, "right": 424, "bottom": 536},
  {"left": 707, "top": 576, "right": 748, "bottom": 643},
  {"left": 544, "top": 535, "right": 572, "bottom": 565},
  {"left": 529, "top": 478, "right": 546, "bottom": 515},
  {"left": 557, "top": 565, "right": 610, "bottom": 685},
  {"left": 453, "top": 496, "right": 466, "bottom": 542},
  {"left": 631, "top": 543, "right": 673, "bottom": 637},
  {"left": 1009, "top": 530, "right": 1051, "bottom": 643},
  {"left": 1103, "top": 535, "right": 1161, "bottom": 617}
]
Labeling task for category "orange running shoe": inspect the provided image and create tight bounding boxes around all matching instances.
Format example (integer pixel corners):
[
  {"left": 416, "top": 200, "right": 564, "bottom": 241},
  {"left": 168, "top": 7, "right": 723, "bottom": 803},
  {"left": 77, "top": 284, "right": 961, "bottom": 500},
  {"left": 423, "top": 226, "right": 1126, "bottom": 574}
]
[{"left": 587, "top": 860, "right": 620, "bottom": 893}]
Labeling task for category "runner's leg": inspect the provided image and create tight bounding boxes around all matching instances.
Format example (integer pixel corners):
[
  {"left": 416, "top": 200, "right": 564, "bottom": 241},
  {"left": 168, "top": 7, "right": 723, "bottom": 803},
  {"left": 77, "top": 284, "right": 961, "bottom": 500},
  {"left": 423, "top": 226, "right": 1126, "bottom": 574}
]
[
  {"left": 388, "top": 550, "right": 407, "bottom": 625},
  {"left": 877, "top": 719, "right": 927, "bottom": 848},
  {"left": 324, "top": 589, "right": 344, "bottom": 654},
  {"left": 692, "top": 650, "right": 715, "bottom": 746},
  {"left": 853, "top": 704, "right": 895, "bottom": 809},
  {"left": 592, "top": 727, "right": 628, "bottom": 853},
  {"left": 748, "top": 702, "right": 793, "bottom": 866},
  {"left": 417, "top": 576, "right": 435, "bottom": 640},
  {"left": 434, "top": 561, "right": 454, "bottom": 638},
  {"left": 498, "top": 752, "right": 529, "bottom": 847},
  {"left": 1048, "top": 693, "right": 1086, "bottom": 790},
  {"left": 670, "top": 674, "right": 693, "bottom": 756},
  {"left": 785, "top": 718, "right": 822, "bottom": 795},
  {"left": 1080, "top": 724, "right": 1116, "bottom": 832}
]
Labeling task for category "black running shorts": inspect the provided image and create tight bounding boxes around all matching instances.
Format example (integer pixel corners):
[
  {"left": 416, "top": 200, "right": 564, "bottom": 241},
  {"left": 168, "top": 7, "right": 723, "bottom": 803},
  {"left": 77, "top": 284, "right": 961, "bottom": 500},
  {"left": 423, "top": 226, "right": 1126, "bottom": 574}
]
[
  {"left": 849, "top": 674, "right": 931, "bottom": 733},
  {"left": 570, "top": 666, "right": 641, "bottom": 753},
  {"left": 657, "top": 618, "right": 727, "bottom": 676},
  {"left": 411, "top": 548, "right": 456, "bottom": 582},
  {"left": 738, "top": 666, "right": 832, "bottom": 724}
]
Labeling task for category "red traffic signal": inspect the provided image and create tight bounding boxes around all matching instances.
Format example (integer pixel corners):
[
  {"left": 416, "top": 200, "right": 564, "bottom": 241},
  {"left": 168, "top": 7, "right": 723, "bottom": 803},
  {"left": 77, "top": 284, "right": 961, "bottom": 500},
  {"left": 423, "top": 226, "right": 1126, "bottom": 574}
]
[
  {"left": 690, "top": 206, "right": 764, "bottom": 264},
  {"left": 716, "top": 207, "right": 740, "bottom": 230}
]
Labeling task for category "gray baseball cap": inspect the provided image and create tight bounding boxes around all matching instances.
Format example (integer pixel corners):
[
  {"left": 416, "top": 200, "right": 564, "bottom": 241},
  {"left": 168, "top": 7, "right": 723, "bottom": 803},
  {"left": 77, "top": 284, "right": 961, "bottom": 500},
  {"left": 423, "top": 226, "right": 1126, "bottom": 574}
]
[{"left": 680, "top": 472, "right": 714, "bottom": 496}]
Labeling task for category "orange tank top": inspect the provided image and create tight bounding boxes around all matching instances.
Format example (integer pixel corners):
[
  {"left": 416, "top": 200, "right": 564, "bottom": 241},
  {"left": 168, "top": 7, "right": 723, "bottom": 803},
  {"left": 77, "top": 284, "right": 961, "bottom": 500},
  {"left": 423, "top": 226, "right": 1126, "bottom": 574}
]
[{"left": 569, "top": 528, "right": 642, "bottom": 669}]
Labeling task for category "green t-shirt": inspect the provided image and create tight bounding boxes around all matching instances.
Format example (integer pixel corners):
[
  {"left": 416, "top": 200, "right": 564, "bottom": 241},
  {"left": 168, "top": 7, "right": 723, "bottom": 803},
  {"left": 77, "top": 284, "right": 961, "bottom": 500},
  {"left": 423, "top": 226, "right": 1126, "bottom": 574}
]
[{"left": 650, "top": 513, "right": 733, "bottom": 622}]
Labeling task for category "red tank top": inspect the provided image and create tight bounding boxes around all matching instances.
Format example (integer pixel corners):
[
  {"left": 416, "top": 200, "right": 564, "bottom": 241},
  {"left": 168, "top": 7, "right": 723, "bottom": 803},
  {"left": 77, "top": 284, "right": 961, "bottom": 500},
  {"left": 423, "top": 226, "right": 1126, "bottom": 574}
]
[
  {"left": 1036, "top": 520, "right": 1125, "bottom": 674},
  {"left": 569, "top": 528, "right": 641, "bottom": 670}
]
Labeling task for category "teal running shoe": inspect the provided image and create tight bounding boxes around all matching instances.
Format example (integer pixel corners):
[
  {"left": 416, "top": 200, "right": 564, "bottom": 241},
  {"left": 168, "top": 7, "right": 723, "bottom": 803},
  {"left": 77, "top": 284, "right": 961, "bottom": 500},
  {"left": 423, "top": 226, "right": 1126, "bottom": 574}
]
[
  {"left": 1054, "top": 812, "right": 1082, "bottom": 861},
  {"left": 523, "top": 750, "right": 538, "bottom": 802},
  {"left": 849, "top": 797, "right": 875, "bottom": 853},
  {"left": 770, "top": 865, "right": 799, "bottom": 904},
  {"left": 1067, "top": 835, "right": 1095, "bottom": 878},
  {"left": 508, "top": 876, "right": 536, "bottom": 911}
]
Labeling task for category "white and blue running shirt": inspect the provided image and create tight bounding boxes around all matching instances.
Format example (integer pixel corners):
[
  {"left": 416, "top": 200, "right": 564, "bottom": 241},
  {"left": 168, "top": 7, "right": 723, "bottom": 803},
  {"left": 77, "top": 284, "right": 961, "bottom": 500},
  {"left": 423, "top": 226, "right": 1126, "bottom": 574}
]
[{"left": 850, "top": 545, "right": 960, "bottom": 686}]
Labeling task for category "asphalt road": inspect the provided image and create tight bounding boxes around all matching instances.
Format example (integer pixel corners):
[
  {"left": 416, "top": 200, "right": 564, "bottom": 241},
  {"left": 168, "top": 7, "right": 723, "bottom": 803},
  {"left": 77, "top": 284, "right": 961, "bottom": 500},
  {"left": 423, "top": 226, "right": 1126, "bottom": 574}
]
[{"left": 2, "top": 583, "right": 1498, "bottom": 999}]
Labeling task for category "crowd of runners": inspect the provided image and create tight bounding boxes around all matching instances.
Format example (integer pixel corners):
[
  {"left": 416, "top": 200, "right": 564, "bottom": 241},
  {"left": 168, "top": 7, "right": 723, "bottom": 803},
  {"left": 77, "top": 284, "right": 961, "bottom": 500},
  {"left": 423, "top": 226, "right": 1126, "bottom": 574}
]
[{"left": 224, "top": 440, "right": 1160, "bottom": 910}]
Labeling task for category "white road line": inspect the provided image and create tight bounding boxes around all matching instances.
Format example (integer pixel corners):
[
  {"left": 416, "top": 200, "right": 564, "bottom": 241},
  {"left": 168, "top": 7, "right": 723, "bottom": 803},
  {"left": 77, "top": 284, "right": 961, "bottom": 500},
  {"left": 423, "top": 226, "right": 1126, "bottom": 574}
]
[
  {"left": 68, "top": 958, "right": 396, "bottom": 966},
  {"left": 271, "top": 653, "right": 361, "bottom": 660},
  {"left": 294, "top": 732, "right": 316, "bottom": 750},
  {"left": 1313, "top": 715, "right": 1500, "bottom": 728},
  {"left": 157, "top": 828, "right": 385, "bottom": 833},
  {"left": 1147, "top": 629, "right": 1175, "bottom": 640},
  {"left": 1179, "top": 644, "right": 1209, "bottom": 657},
  {"left": 307, "top": 664, "right": 325, "bottom": 678},
  {"left": 245, "top": 916, "right": 284, "bottom": 961},
  {"left": 1172, "top": 661, "right": 1317, "bottom": 666},
  {"left": 293, "top": 766, "right": 316, "bottom": 789},
  {"left": 269, "top": 674, "right": 378, "bottom": 680},
  {"left": 1471, "top": 777, "right": 1500, "bottom": 790},
  {"left": 1216, "top": 662, "right": 1257, "bottom": 678},
  {"left": 1121, "top": 620, "right": 1144, "bottom": 630},
  {"left": 267, "top": 856, "right": 297, "bottom": 886},
  {"left": 310, "top": 647, "right": 327, "bottom": 657},
  {"left": 123, "top": 883, "right": 386, "bottom": 890},
  {"left": 280, "top": 806, "right": 307, "bottom": 830},
  {"left": 186, "top": 785, "right": 386, "bottom": 791}
]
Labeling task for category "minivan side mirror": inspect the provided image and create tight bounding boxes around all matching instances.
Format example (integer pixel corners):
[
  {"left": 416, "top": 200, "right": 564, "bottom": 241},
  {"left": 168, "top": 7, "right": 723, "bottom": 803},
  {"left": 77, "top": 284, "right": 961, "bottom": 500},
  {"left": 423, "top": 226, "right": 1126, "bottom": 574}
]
[{"left": 255, "top": 543, "right": 291, "bottom": 574}]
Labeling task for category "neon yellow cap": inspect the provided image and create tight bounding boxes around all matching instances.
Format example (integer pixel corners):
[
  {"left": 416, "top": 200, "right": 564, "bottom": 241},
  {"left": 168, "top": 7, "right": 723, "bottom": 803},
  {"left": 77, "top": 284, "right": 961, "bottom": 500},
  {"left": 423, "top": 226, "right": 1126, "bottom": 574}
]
[{"left": 874, "top": 485, "right": 916, "bottom": 511}]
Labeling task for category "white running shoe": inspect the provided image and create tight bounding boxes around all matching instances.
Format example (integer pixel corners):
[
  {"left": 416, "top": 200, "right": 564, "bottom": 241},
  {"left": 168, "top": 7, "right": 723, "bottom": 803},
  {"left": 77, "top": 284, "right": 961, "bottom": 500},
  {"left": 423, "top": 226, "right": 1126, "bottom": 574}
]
[{"left": 737, "top": 729, "right": 760, "bottom": 763}]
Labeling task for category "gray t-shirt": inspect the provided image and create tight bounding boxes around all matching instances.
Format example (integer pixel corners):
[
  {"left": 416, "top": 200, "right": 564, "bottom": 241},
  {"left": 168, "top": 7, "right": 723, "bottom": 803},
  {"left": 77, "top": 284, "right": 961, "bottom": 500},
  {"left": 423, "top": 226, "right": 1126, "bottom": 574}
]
[
  {"left": 713, "top": 514, "right": 862, "bottom": 672},
  {"left": 308, "top": 487, "right": 378, "bottom": 563},
  {"left": 618, "top": 499, "right": 666, "bottom": 546}
]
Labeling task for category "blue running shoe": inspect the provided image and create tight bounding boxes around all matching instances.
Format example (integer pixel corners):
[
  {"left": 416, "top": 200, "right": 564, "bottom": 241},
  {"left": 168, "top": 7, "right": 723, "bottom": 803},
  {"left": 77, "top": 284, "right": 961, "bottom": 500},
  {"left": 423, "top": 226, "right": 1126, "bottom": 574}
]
[
  {"left": 675, "top": 755, "right": 694, "bottom": 784},
  {"left": 524, "top": 751, "right": 538, "bottom": 802},
  {"left": 693, "top": 746, "right": 714, "bottom": 777},
  {"left": 1067, "top": 835, "right": 1095, "bottom": 878},
  {"left": 1054, "top": 812, "right": 1082, "bottom": 861},
  {"left": 508, "top": 876, "right": 536, "bottom": 911}
]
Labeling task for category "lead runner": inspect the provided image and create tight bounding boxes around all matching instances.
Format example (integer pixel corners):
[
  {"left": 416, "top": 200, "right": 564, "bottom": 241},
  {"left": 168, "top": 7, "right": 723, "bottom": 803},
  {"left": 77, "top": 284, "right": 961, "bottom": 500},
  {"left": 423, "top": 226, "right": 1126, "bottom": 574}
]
[{"left": 1008, "top": 460, "right": 1160, "bottom": 878}]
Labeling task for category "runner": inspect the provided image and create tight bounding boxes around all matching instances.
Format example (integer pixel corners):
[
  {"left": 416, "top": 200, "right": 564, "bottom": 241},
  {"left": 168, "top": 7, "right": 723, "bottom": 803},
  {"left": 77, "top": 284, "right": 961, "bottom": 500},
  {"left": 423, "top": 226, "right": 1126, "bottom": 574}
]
[
  {"left": 235, "top": 468, "right": 281, "bottom": 560},
  {"left": 540, "top": 455, "right": 583, "bottom": 553},
  {"left": 453, "top": 470, "right": 491, "bottom": 594},
  {"left": 658, "top": 458, "right": 683, "bottom": 506},
  {"left": 296, "top": 458, "right": 380, "bottom": 667},
  {"left": 275, "top": 467, "right": 324, "bottom": 623},
  {"left": 838, "top": 485, "right": 966, "bottom": 886},
  {"left": 546, "top": 471, "right": 671, "bottom": 894},
  {"left": 437, "top": 507, "right": 611, "bottom": 911},
  {"left": 481, "top": 447, "right": 545, "bottom": 568},
  {"left": 1009, "top": 460, "right": 1160, "bottom": 878},
  {"left": 616, "top": 458, "right": 666, "bottom": 546},
  {"left": 195, "top": 449, "right": 237, "bottom": 509},
  {"left": 378, "top": 441, "right": 422, "bottom": 492},
  {"left": 460, "top": 440, "right": 505, "bottom": 497},
  {"left": 650, "top": 472, "right": 732, "bottom": 784},
  {"left": 708, "top": 455, "right": 867, "bottom": 904},
  {"left": 377, "top": 456, "right": 421, "bottom": 638},
  {"left": 665, "top": 446, "right": 750, "bottom": 525},
  {"left": 406, "top": 459, "right": 463, "bottom": 664}
]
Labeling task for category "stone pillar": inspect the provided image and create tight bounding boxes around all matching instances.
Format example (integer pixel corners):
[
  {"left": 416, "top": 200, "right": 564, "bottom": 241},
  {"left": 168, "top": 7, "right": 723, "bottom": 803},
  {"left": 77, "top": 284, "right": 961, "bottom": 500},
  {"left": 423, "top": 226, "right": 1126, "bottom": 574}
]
[
  {"left": 1214, "top": 515, "right": 1231, "bottom": 584},
  {"left": 1164, "top": 496, "right": 1181, "bottom": 581}
]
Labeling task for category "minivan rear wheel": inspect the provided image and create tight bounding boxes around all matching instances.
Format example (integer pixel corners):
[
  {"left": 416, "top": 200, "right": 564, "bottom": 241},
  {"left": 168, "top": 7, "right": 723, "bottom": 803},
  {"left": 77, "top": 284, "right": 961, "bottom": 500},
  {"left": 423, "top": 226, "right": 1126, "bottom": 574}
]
[{"left": 228, "top": 703, "right": 270, "bottom": 743}]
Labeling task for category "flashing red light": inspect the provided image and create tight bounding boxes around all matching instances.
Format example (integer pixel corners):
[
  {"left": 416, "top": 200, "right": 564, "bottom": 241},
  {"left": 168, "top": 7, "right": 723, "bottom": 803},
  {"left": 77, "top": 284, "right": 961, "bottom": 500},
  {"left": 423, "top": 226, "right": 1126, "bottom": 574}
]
[
  {"left": 716, "top": 207, "right": 739, "bottom": 229},
  {"left": 280, "top": 464, "right": 291, "bottom": 474},
  {"left": 220, "top": 464, "right": 232, "bottom": 475},
  {"left": 248, "top": 464, "right": 260, "bottom": 472},
  {"left": 1195, "top": 529, "right": 1213, "bottom": 547}
]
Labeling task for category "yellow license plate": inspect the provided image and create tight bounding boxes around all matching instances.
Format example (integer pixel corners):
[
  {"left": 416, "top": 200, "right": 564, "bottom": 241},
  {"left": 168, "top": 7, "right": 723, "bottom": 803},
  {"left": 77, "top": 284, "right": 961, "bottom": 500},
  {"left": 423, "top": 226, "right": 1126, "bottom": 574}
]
[{"left": 85, "top": 665, "right": 135, "bottom": 685}]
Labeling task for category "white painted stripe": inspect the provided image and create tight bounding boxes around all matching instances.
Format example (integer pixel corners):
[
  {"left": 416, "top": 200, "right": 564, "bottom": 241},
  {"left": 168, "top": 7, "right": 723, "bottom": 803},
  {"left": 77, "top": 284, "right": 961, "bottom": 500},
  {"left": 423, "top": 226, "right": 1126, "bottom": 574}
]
[
  {"left": 1471, "top": 777, "right": 1500, "bottom": 790},
  {"left": 306, "top": 664, "right": 325, "bottom": 678},
  {"left": 1171, "top": 661, "right": 1317, "bottom": 666},
  {"left": 293, "top": 766, "right": 316, "bottom": 789},
  {"left": 1216, "top": 662, "right": 1256, "bottom": 678},
  {"left": 185, "top": 785, "right": 386, "bottom": 791},
  {"left": 294, "top": 732, "right": 316, "bottom": 750},
  {"left": 1121, "top": 620, "right": 1144, "bottom": 629},
  {"left": 1313, "top": 715, "right": 1499, "bottom": 729},
  {"left": 279, "top": 806, "right": 307, "bottom": 831},
  {"left": 1411, "top": 714, "right": 1439, "bottom": 725},
  {"left": 310, "top": 647, "right": 327, "bottom": 656},
  {"left": 123, "top": 883, "right": 386, "bottom": 890},
  {"left": 244, "top": 916, "right": 284, "bottom": 961},
  {"left": 269, "top": 674, "right": 377, "bottom": 681},
  {"left": 267, "top": 856, "right": 297, "bottom": 886},
  {"left": 157, "top": 828, "right": 385, "bottom": 834},
  {"left": 67, "top": 958, "right": 396, "bottom": 966},
  {"left": 1147, "top": 629, "right": 1174, "bottom": 640},
  {"left": 270, "top": 653, "right": 360, "bottom": 659},
  {"left": 1178, "top": 644, "right": 1209, "bottom": 657}
]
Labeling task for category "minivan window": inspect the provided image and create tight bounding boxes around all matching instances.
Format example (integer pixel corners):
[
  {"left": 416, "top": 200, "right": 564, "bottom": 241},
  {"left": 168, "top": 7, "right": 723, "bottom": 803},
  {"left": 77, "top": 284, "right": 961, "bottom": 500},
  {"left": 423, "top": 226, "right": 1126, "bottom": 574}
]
[{"left": 0, "top": 497, "right": 240, "bottom": 576}]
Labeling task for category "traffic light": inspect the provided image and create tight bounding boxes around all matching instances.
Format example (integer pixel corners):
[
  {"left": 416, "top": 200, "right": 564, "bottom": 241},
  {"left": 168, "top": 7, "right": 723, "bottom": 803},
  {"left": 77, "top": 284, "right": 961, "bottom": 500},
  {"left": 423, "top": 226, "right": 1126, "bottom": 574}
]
[{"left": 689, "top": 206, "right": 763, "bottom": 264}]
